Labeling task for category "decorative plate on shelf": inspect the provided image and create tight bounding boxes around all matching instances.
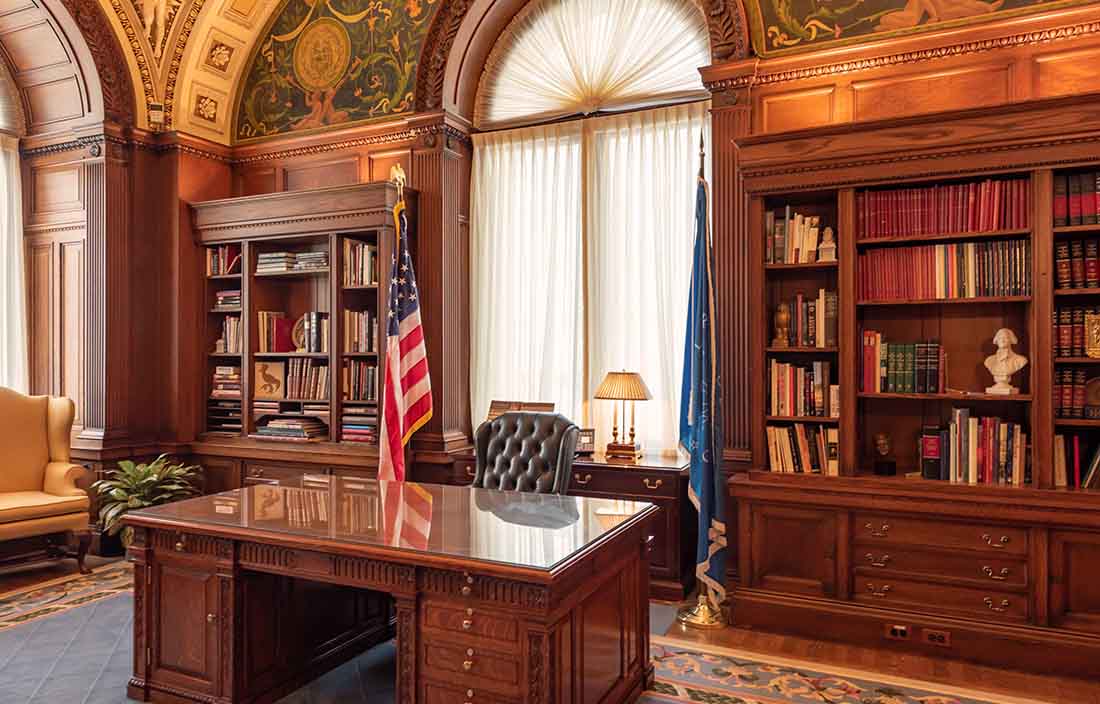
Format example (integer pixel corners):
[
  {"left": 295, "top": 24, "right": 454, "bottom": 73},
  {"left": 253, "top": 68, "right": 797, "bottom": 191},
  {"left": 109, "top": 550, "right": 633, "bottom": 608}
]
[{"left": 292, "top": 316, "right": 306, "bottom": 352}]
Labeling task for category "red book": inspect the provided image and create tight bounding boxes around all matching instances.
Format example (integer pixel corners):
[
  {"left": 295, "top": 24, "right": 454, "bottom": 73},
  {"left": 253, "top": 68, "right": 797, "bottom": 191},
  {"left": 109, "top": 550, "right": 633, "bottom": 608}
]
[
  {"left": 1070, "top": 174, "right": 1083, "bottom": 225},
  {"left": 1084, "top": 173, "right": 1098, "bottom": 225},
  {"left": 967, "top": 183, "right": 978, "bottom": 231},
  {"left": 273, "top": 318, "right": 295, "bottom": 352}
]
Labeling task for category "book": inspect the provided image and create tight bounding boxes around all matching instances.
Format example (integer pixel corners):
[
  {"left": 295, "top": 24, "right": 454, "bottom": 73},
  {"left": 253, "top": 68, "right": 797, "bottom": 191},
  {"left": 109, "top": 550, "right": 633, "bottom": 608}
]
[
  {"left": 1070, "top": 173, "right": 1083, "bottom": 226},
  {"left": 206, "top": 244, "right": 241, "bottom": 276},
  {"left": 859, "top": 177, "right": 1029, "bottom": 240},
  {"left": 1085, "top": 173, "right": 1099, "bottom": 226},
  {"left": 859, "top": 239, "right": 1030, "bottom": 301},
  {"left": 1054, "top": 174, "right": 1068, "bottom": 227},
  {"left": 920, "top": 426, "right": 940, "bottom": 480}
]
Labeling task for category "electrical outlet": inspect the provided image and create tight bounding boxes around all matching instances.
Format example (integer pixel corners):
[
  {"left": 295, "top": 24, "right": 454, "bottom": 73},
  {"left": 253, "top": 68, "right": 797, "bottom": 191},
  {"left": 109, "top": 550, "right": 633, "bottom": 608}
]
[
  {"left": 884, "top": 623, "right": 910, "bottom": 640},
  {"left": 922, "top": 628, "right": 951, "bottom": 647}
]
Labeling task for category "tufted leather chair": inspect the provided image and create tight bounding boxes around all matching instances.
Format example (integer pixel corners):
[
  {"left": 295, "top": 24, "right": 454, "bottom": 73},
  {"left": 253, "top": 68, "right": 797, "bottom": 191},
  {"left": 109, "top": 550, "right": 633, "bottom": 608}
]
[{"left": 472, "top": 412, "right": 580, "bottom": 495}]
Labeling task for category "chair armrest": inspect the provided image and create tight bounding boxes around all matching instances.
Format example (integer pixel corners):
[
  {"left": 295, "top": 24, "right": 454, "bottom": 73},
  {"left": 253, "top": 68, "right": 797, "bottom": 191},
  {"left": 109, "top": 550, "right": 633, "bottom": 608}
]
[{"left": 44, "top": 462, "right": 88, "bottom": 497}]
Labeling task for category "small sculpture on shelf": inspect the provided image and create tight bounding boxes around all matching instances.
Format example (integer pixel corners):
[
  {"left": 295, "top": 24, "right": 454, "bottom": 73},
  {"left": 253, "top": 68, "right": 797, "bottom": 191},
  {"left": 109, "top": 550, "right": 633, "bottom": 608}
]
[
  {"left": 984, "top": 328, "right": 1028, "bottom": 395},
  {"left": 772, "top": 302, "right": 791, "bottom": 348},
  {"left": 817, "top": 227, "right": 837, "bottom": 262},
  {"left": 872, "top": 432, "right": 897, "bottom": 476}
]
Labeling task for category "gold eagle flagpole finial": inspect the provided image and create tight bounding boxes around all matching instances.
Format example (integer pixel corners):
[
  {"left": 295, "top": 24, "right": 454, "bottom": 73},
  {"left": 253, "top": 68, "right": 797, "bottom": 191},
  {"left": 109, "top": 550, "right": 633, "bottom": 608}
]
[{"left": 389, "top": 164, "right": 407, "bottom": 201}]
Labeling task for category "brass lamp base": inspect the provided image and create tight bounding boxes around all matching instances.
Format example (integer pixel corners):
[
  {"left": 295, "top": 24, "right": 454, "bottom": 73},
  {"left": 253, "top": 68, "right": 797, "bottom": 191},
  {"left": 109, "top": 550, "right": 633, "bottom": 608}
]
[
  {"left": 604, "top": 442, "right": 642, "bottom": 462},
  {"left": 676, "top": 593, "right": 726, "bottom": 629}
]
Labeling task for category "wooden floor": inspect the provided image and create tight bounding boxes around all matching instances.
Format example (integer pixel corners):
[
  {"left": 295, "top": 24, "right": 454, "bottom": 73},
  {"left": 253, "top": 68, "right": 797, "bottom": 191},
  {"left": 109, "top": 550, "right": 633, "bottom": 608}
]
[{"left": 660, "top": 614, "right": 1100, "bottom": 704}]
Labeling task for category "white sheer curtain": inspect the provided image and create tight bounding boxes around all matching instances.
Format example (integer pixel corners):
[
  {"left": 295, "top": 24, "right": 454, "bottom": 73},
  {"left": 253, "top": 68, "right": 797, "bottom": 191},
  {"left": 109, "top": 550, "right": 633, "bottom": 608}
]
[
  {"left": 469, "top": 101, "right": 709, "bottom": 452},
  {"left": 474, "top": 0, "right": 709, "bottom": 131},
  {"left": 470, "top": 123, "right": 586, "bottom": 424},
  {"left": 0, "top": 135, "right": 27, "bottom": 393}
]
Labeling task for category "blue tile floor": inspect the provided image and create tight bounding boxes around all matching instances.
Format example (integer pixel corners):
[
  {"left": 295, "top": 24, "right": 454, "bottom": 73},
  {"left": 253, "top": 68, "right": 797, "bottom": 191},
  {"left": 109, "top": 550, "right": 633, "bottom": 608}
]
[{"left": 0, "top": 593, "right": 681, "bottom": 704}]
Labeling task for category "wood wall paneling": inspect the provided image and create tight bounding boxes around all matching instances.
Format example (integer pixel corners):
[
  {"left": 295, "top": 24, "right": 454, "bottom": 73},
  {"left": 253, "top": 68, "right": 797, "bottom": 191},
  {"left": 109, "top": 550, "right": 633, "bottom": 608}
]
[
  {"left": 29, "top": 163, "right": 83, "bottom": 225},
  {"left": 283, "top": 157, "right": 359, "bottom": 192},
  {"left": 25, "top": 240, "right": 52, "bottom": 396},
  {"left": 59, "top": 238, "right": 83, "bottom": 429},
  {"left": 759, "top": 87, "right": 836, "bottom": 134},
  {"left": 24, "top": 76, "right": 84, "bottom": 126},
  {"left": 850, "top": 64, "right": 1011, "bottom": 123},
  {"left": 1032, "top": 47, "right": 1100, "bottom": 99}
]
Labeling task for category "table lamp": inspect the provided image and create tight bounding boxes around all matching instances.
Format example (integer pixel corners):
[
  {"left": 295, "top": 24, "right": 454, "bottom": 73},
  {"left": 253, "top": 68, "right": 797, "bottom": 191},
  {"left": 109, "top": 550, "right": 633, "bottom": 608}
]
[{"left": 594, "top": 371, "right": 651, "bottom": 462}]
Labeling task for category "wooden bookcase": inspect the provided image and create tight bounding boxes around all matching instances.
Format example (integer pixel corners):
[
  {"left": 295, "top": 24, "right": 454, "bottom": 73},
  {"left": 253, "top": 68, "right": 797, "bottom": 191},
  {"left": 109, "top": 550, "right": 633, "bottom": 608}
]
[{"left": 192, "top": 182, "right": 414, "bottom": 459}]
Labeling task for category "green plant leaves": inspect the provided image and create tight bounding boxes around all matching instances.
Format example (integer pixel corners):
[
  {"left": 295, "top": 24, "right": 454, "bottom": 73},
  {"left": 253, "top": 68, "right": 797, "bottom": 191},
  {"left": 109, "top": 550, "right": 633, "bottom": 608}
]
[{"left": 92, "top": 455, "right": 202, "bottom": 534}]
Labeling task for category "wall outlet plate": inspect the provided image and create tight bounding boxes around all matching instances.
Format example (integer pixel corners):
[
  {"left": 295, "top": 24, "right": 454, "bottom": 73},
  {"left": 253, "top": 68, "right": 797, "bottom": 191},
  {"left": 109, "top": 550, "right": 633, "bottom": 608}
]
[
  {"left": 922, "top": 628, "right": 952, "bottom": 647},
  {"left": 884, "top": 623, "right": 910, "bottom": 640}
]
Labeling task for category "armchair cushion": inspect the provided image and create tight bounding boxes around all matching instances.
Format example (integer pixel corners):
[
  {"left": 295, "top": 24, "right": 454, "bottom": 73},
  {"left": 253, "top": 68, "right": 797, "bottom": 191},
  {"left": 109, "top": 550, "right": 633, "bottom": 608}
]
[
  {"left": 0, "top": 491, "right": 89, "bottom": 525},
  {"left": 0, "top": 388, "right": 49, "bottom": 492}
]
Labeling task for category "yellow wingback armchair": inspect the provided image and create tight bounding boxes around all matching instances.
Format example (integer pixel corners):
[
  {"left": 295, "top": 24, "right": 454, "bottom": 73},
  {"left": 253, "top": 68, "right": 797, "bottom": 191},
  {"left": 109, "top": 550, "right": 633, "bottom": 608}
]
[{"left": 0, "top": 387, "right": 90, "bottom": 572}]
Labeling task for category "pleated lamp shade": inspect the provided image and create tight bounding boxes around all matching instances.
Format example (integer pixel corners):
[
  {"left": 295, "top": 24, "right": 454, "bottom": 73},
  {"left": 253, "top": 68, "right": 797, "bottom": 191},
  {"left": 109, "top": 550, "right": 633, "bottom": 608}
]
[{"left": 594, "top": 371, "right": 652, "bottom": 401}]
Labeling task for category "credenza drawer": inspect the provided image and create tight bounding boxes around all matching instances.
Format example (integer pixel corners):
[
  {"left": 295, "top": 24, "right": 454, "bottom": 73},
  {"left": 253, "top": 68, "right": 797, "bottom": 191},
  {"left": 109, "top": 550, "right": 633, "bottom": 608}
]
[
  {"left": 853, "top": 576, "right": 1029, "bottom": 622},
  {"left": 423, "top": 681, "right": 517, "bottom": 704},
  {"left": 854, "top": 514, "right": 1028, "bottom": 556},
  {"left": 570, "top": 467, "right": 677, "bottom": 498},
  {"left": 422, "top": 603, "right": 518, "bottom": 643},
  {"left": 422, "top": 642, "right": 520, "bottom": 693},
  {"left": 854, "top": 546, "right": 1028, "bottom": 589}
]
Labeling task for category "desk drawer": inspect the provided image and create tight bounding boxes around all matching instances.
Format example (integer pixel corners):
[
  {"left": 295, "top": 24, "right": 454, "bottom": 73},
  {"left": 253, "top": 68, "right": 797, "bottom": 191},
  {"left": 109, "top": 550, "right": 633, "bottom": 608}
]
[
  {"left": 853, "top": 576, "right": 1029, "bottom": 622},
  {"left": 570, "top": 467, "right": 676, "bottom": 498},
  {"left": 855, "top": 514, "right": 1028, "bottom": 556},
  {"left": 855, "top": 546, "right": 1027, "bottom": 589},
  {"left": 422, "top": 603, "right": 518, "bottom": 643},
  {"left": 422, "top": 642, "right": 519, "bottom": 693},
  {"left": 423, "top": 681, "right": 517, "bottom": 704}
]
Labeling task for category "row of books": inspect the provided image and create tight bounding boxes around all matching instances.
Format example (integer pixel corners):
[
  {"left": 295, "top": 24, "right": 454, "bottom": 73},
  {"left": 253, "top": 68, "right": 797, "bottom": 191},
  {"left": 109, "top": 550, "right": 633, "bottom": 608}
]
[
  {"left": 344, "top": 310, "right": 378, "bottom": 353},
  {"left": 256, "top": 251, "right": 329, "bottom": 274},
  {"left": 257, "top": 311, "right": 293, "bottom": 353},
  {"left": 856, "top": 177, "right": 1030, "bottom": 239},
  {"left": 344, "top": 361, "right": 378, "bottom": 402},
  {"left": 1054, "top": 369, "right": 1090, "bottom": 419},
  {"left": 213, "top": 315, "right": 240, "bottom": 354},
  {"left": 768, "top": 360, "right": 838, "bottom": 418},
  {"left": 766, "top": 424, "right": 839, "bottom": 475},
  {"left": 210, "top": 365, "right": 241, "bottom": 399},
  {"left": 1054, "top": 306, "right": 1097, "bottom": 357},
  {"left": 1053, "top": 172, "right": 1100, "bottom": 227},
  {"left": 1054, "top": 434, "right": 1100, "bottom": 489},
  {"left": 213, "top": 289, "right": 240, "bottom": 310},
  {"left": 342, "top": 408, "right": 378, "bottom": 445},
  {"left": 299, "top": 312, "right": 330, "bottom": 354},
  {"left": 861, "top": 333, "right": 946, "bottom": 394},
  {"left": 1054, "top": 240, "right": 1100, "bottom": 290},
  {"left": 285, "top": 359, "right": 329, "bottom": 400},
  {"left": 252, "top": 401, "right": 330, "bottom": 420},
  {"left": 919, "top": 412, "right": 1029, "bottom": 486},
  {"left": 764, "top": 210, "right": 833, "bottom": 264},
  {"left": 207, "top": 400, "right": 241, "bottom": 432},
  {"left": 773, "top": 289, "right": 837, "bottom": 348},
  {"left": 255, "top": 417, "right": 328, "bottom": 442},
  {"left": 206, "top": 244, "right": 241, "bottom": 276},
  {"left": 857, "top": 239, "right": 1031, "bottom": 300},
  {"left": 344, "top": 240, "right": 379, "bottom": 287}
]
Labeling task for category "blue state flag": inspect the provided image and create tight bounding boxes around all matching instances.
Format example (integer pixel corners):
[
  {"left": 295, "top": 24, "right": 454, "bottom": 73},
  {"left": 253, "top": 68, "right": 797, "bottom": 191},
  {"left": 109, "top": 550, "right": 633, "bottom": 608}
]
[{"left": 680, "top": 175, "right": 727, "bottom": 610}]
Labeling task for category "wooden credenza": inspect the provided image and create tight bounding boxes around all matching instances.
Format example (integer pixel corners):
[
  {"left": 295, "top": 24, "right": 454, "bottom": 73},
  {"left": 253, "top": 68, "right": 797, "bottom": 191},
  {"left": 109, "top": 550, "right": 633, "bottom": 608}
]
[{"left": 731, "top": 472, "right": 1100, "bottom": 678}]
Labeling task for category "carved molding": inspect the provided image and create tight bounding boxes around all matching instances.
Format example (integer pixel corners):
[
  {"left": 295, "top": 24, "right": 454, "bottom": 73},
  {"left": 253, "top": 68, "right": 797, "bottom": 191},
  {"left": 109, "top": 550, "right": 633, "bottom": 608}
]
[
  {"left": 331, "top": 555, "right": 417, "bottom": 591},
  {"left": 58, "top": 0, "right": 135, "bottom": 124},
  {"left": 421, "top": 568, "right": 549, "bottom": 610},
  {"left": 527, "top": 631, "right": 548, "bottom": 704},
  {"left": 162, "top": 0, "right": 209, "bottom": 129},
  {"left": 699, "top": 0, "right": 750, "bottom": 62},
  {"left": 395, "top": 597, "right": 417, "bottom": 702},
  {"left": 233, "top": 122, "right": 471, "bottom": 165},
  {"left": 20, "top": 135, "right": 105, "bottom": 159},
  {"left": 151, "top": 530, "right": 232, "bottom": 558},
  {"left": 705, "top": 18, "right": 1100, "bottom": 91}
]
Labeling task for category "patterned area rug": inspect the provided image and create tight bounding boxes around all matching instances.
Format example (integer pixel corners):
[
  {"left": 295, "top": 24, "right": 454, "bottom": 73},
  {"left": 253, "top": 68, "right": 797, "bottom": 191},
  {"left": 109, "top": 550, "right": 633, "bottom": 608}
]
[{"left": 0, "top": 561, "right": 131, "bottom": 631}]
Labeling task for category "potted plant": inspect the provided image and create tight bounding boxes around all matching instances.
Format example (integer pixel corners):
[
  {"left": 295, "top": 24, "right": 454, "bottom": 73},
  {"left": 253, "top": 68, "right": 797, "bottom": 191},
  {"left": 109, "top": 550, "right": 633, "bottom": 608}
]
[{"left": 92, "top": 454, "right": 202, "bottom": 548}]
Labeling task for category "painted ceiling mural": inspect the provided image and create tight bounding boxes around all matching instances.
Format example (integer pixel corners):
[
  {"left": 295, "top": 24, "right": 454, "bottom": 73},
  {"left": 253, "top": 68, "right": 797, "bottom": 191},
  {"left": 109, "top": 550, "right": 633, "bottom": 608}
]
[
  {"left": 745, "top": 0, "right": 1091, "bottom": 56},
  {"left": 234, "top": 0, "right": 441, "bottom": 141}
]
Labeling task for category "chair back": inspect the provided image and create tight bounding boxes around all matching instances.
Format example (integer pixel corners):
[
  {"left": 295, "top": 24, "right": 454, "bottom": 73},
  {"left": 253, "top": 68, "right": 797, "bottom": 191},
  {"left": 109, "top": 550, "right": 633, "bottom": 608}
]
[
  {"left": 0, "top": 387, "right": 61, "bottom": 492},
  {"left": 473, "top": 412, "right": 579, "bottom": 495}
]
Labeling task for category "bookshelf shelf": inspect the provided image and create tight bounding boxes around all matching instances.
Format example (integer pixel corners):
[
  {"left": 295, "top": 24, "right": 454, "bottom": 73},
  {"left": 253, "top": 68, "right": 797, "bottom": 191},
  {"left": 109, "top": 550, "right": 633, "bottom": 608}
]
[
  {"left": 1055, "top": 418, "right": 1100, "bottom": 428},
  {"left": 343, "top": 352, "right": 377, "bottom": 358},
  {"left": 858, "top": 391, "right": 1033, "bottom": 402},
  {"left": 766, "top": 415, "right": 839, "bottom": 424},
  {"left": 764, "top": 261, "right": 838, "bottom": 271},
  {"left": 855, "top": 227, "right": 1031, "bottom": 247},
  {"left": 254, "top": 352, "right": 329, "bottom": 359},
  {"left": 1054, "top": 288, "right": 1100, "bottom": 297},
  {"left": 209, "top": 352, "right": 240, "bottom": 358},
  {"left": 255, "top": 268, "right": 331, "bottom": 278},
  {"left": 343, "top": 284, "right": 379, "bottom": 291},
  {"left": 1055, "top": 357, "right": 1100, "bottom": 363},
  {"left": 209, "top": 307, "right": 241, "bottom": 314},
  {"left": 207, "top": 273, "right": 241, "bottom": 280},
  {"left": 766, "top": 346, "right": 838, "bottom": 353},
  {"left": 1054, "top": 224, "right": 1100, "bottom": 235},
  {"left": 857, "top": 296, "right": 1031, "bottom": 306}
]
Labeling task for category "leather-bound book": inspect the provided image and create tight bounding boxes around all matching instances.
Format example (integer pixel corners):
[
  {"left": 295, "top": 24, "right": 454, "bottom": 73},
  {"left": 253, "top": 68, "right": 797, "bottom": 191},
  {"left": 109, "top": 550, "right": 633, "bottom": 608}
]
[
  {"left": 1073, "top": 307, "right": 1086, "bottom": 357},
  {"left": 1071, "top": 240, "right": 1086, "bottom": 289},
  {"left": 1070, "top": 172, "right": 1084, "bottom": 225},
  {"left": 1087, "top": 240, "right": 1099, "bottom": 287},
  {"left": 1056, "top": 241, "right": 1072, "bottom": 290}
]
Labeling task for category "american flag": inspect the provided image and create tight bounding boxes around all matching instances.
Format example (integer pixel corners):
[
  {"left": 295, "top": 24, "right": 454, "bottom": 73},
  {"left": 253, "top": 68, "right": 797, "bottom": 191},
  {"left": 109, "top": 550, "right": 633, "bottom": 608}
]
[{"left": 378, "top": 199, "right": 433, "bottom": 482}]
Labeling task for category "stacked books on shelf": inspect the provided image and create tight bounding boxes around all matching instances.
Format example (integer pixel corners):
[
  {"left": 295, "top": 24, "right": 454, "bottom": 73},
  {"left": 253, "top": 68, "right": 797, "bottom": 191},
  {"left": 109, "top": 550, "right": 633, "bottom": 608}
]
[
  {"left": 769, "top": 360, "right": 838, "bottom": 417},
  {"left": 283, "top": 488, "right": 330, "bottom": 528},
  {"left": 257, "top": 311, "right": 294, "bottom": 352},
  {"left": 1055, "top": 369, "right": 1088, "bottom": 419},
  {"left": 766, "top": 423, "right": 838, "bottom": 475},
  {"left": 206, "top": 244, "right": 241, "bottom": 276},
  {"left": 344, "top": 240, "right": 378, "bottom": 286},
  {"left": 257, "top": 251, "right": 330, "bottom": 274},
  {"left": 214, "top": 315, "right": 240, "bottom": 354},
  {"left": 213, "top": 290, "right": 240, "bottom": 310},
  {"left": 344, "top": 310, "right": 377, "bottom": 353},
  {"left": 252, "top": 400, "right": 280, "bottom": 418},
  {"left": 206, "top": 400, "right": 241, "bottom": 433},
  {"left": 919, "top": 413, "right": 1029, "bottom": 485},
  {"left": 1054, "top": 304, "right": 1096, "bottom": 356},
  {"left": 254, "top": 417, "right": 328, "bottom": 442},
  {"left": 1054, "top": 239, "right": 1099, "bottom": 290},
  {"left": 286, "top": 359, "right": 329, "bottom": 400},
  {"left": 857, "top": 177, "right": 1030, "bottom": 239},
  {"left": 858, "top": 239, "right": 1031, "bottom": 300},
  {"left": 861, "top": 333, "right": 945, "bottom": 394},
  {"left": 300, "top": 311, "right": 330, "bottom": 353},
  {"left": 1054, "top": 172, "right": 1100, "bottom": 227},
  {"left": 344, "top": 360, "right": 378, "bottom": 402},
  {"left": 764, "top": 208, "right": 835, "bottom": 264},
  {"left": 1054, "top": 434, "right": 1100, "bottom": 489},
  {"left": 295, "top": 251, "right": 329, "bottom": 271},
  {"left": 773, "top": 289, "right": 837, "bottom": 347},
  {"left": 341, "top": 408, "right": 378, "bottom": 445},
  {"left": 210, "top": 365, "right": 241, "bottom": 399}
]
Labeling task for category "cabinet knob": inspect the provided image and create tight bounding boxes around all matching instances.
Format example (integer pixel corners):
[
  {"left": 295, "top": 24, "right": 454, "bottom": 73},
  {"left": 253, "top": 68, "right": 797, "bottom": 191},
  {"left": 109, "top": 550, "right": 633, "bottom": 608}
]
[
  {"left": 867, "top": 583, "right": 891, "bottom": 598},
  {"left": 463, "top": 648, "right": 474, "bottom": 671},
  {"left": 865, "top": 522, "right": 890, "bottom": 538},
  {"left": 982, "top": 533, "right": 1010, "bottom": 549},
  {"left": 206, "top": 613, "right": 216, "bottom": 623},
  {"left": 574, "top": 473, "right": 592, "bottom": 486},
  {"left": 465, "top": 689, "right": 474, "bottom": 704},
  {"left": 642, "top": 478, "right": 663, "bottom": 490},
  {"left": 984, "top": 596, "right": 1010, "bottom": 612},
  {"left": 174, "top": 536, "right": 186, "bottom": 552},
  {"left": 462, "top": 619, "right": 473, "bottom": 631},
  {"left": 465, "top": 465, "right": 476, "bottom": 478},
  {"left": 982, "top": 565, "right": 1010, "bottom": 581},
  {"left": 864, "top": 552, "right": 890, "bottom": 568}
]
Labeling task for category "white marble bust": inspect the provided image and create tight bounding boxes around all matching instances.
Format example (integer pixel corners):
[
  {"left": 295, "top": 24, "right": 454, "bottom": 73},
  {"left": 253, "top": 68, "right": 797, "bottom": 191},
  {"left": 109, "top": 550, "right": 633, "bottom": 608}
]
[{"left": 984, "top": 328, "right": 1028, "bottom": 395}]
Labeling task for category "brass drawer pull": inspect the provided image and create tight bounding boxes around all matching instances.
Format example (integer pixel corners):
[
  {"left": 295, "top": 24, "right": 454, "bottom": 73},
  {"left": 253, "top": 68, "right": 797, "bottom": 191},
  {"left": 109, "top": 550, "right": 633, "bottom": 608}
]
[
  {"left": 206, "top": 613, "right": 216, "bottom": 623},
  {"left": 984, "top": 596, "right": 1010, "bottom": 613},
  {"left": 983, "top": 566, "right": 1010, "bottom": 581},
  {"left": 463, "top": 647, "right": 474, "bottom": 671},
  {"left": 867, "top": 583, "right": 891, "bottom": 598},
  {"left": 462, "top": 619, "right": 473, "bottom": 631},
  {"left": 461, "top": 574, "right": 473, "bottom": 597},
  {"left": 982, "top": 533, "right": 1010, "bottom": 549},
  {"left": 174, "top": 536, "right": 186, "bottom": 552},
  {"left": 574, "top": 473, "right": 592, "bottom": 486},
  {"left": 250, "top": 467, "right": 265, "bottom": 477},
  {"left": 865, "top": 522, "right": 890, "bottom": 538},
  {"left": 465, "top": 690, "right": 474, "bottom": 704},
  {"left": 642, "top": 478, "right": 663, "bottom": 490},
  {"left": 865, "top": 552, "right": 891, "bottom": 568},
  {"left": 465, "top": 466, "right": 475, "bottom": 478}
]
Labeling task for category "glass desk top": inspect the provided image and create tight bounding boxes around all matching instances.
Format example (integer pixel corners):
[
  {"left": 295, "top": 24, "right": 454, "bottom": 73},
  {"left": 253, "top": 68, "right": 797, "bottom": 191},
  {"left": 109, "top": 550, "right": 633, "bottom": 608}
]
[{"left": 127, "top": 479, "right": 657, "bottom": 571}]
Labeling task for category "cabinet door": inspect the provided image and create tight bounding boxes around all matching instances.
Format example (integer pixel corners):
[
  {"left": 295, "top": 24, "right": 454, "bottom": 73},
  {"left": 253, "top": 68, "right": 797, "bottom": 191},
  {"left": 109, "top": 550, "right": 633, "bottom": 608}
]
[
  {"left": 750, "top": 503, "right": 838, "bottom": 597},
  {"left": 1050, "top": 530, "right": 1100, "bottom": 633},
  {"left": 149, "top": 557, "right": 222, "bottom": 696},
  {"left": 196, "top": 455, "right": 241, "bottom": 494}
]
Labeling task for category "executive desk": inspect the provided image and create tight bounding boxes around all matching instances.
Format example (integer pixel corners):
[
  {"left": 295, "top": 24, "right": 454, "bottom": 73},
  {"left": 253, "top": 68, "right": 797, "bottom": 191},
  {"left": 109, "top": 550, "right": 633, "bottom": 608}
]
[{"left": 124, "top": 480, "right": 657, "bottom": 704}]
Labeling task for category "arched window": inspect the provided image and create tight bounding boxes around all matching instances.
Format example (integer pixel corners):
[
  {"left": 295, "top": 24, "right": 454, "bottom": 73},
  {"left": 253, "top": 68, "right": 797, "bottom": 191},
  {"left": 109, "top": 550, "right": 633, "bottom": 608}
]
[
  {"left": 470, "top": 0, "right": 711, "bottom": 453},
  {"left": 0, "top": 58, "right": 28, "bottom": 392}
]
